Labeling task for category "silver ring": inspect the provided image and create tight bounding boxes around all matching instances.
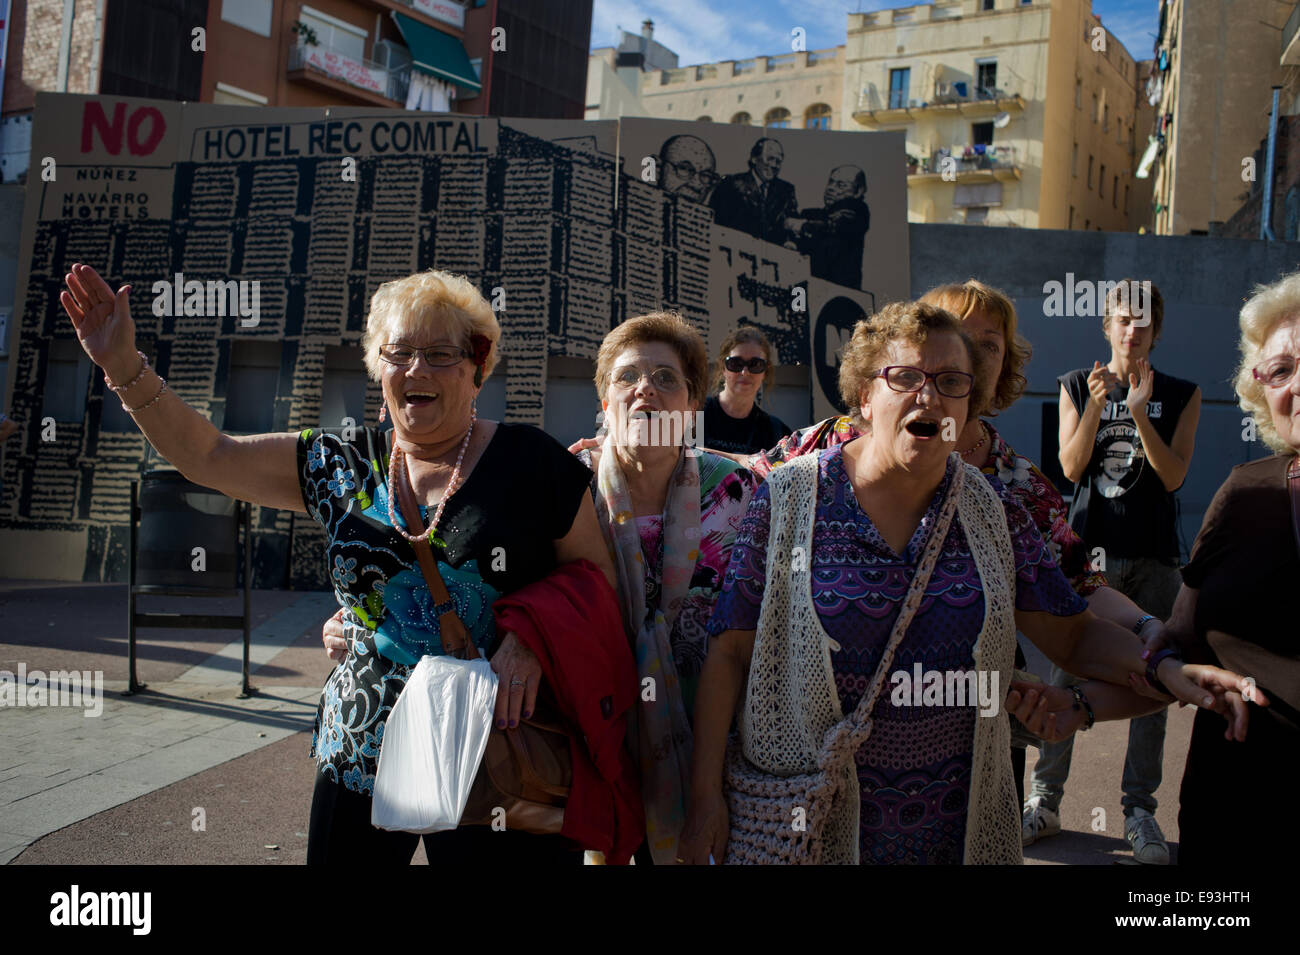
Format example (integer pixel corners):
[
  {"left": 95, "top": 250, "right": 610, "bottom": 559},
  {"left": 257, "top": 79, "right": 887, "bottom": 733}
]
[{"left": 510, "top": 678, "right": 526, "bottom": 688}]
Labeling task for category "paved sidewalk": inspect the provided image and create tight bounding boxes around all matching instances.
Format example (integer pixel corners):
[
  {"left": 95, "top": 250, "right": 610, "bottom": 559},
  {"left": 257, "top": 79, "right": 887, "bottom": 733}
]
[{"left": 0, "top": 585, "right": 336, "bottom": 864}]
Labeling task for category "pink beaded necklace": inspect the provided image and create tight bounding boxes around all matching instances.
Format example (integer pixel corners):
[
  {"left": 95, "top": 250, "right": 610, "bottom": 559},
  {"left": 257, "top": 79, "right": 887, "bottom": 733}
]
[{"left": 387, "top": 408, "right": 477, "bottom": 543}]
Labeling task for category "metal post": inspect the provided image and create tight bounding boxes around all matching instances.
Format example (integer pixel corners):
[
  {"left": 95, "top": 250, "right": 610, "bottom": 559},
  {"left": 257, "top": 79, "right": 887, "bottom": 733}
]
[
  {"left": 124, "top": 479, "right": 143, "bottom": 695},
  {"left": 1262, "top": 86, "right": 1281, "bottom": 241},
  {"left": 238, "top": 500, "right": 254, "bottom": 698}
]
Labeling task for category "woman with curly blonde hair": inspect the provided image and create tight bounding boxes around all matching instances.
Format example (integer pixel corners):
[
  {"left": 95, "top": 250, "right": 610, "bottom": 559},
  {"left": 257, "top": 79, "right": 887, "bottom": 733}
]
[
  {"left": 1158, "top": 272, "right": 1300, "bottom": 864},
  {"left": 59, "top": 263, "right": 617, "bottom": 865}
]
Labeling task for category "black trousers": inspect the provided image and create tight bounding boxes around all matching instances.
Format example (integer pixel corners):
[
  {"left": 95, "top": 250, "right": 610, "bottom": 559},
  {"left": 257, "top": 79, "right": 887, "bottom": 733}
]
[{"left": 307, "top": 772, "right": 585, "bottom": 865}]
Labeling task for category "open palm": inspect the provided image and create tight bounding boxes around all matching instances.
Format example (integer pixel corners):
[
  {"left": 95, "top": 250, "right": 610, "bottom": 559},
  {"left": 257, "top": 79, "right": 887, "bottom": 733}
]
[{"left": 60, "top": 263, "right": 135, "bottom": 373}]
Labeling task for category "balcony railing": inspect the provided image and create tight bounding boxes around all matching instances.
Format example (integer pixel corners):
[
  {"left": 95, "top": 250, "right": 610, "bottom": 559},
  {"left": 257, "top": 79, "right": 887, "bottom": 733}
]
[
  {"left": 733, "top": 59, "right": 756, "bottom": 75},
  {"left": 911, "top": 144, "right": 1020, "bottom": 176},
  {"left": 856, "top": 73, "right": 1026, "bottom": 120},
  {"left": 766, "top": 54, "right": 796, "bottom": 71},
  {"left": 288, "top": 42, "right": 410, "bottom": 103}
]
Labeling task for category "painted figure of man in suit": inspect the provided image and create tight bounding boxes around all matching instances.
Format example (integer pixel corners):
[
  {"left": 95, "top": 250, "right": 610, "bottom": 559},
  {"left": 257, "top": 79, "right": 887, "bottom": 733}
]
[
  {"left": 788, "top": 165, "right": 871, "bottom": 288},
  {"left": 709, "top": 137, "right": 798, "bottom": 245}
]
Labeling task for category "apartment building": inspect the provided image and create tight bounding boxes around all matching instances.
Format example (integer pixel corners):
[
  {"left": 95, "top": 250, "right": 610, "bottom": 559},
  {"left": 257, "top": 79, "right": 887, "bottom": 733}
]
[
  {"left": 846, "top": 0, "right": 1140, "bottom": 229},
  {"left": 588, "top": 21, "right": 843, "bottom": 131},
  {"left": 1147, "top": 0, "right": 1293, "bottom": 235},
  {"left": 3, "top": 1, "right": 593, "bottom": 127}
]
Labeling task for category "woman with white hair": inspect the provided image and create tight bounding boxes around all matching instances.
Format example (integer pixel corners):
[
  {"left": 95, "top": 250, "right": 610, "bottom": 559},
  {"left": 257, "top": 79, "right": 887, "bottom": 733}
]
[
  {"left": 1160, "top": 273, "right": 1300, "bottom": 864},
  {"left": 59, "top": 263, "right": 616, "bottom": 865}
]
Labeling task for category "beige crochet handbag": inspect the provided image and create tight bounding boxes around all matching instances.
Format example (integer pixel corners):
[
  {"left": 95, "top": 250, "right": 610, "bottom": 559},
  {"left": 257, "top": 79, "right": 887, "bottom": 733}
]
[{"left": 722, "top": 463, "right": 965, "bottom": 865}]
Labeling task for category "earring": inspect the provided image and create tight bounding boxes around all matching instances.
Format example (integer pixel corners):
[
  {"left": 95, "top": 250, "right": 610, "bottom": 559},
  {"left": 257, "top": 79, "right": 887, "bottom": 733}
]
[{"left": 378, "top": 405, "right": 387, "bottom": 423}]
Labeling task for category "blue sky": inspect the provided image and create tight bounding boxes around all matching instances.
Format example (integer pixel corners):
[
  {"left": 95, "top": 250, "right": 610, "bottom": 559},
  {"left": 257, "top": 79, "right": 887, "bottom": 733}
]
[{"left": 591, "top": 1, "right": 1158, "bottom": 68}]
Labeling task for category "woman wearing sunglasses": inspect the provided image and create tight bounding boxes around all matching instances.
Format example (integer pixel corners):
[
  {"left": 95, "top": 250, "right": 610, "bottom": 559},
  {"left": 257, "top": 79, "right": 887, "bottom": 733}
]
[
  {"left": 679, "top": 301, "right": 1251, "bottom": 865},
  {"left": 702, "top": 327, "right": 793, "bottom": 456}
]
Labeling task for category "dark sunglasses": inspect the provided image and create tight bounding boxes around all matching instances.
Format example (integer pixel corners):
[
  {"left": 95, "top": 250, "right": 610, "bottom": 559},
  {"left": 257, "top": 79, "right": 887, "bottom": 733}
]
[{"left": 724, "top": 356, "right": 768, "bottom": 374}]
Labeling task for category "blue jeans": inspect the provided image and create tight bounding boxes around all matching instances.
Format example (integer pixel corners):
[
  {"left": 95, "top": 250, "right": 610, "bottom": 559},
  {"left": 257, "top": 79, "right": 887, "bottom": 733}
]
[{"left": 1027, "top": 556, "right": 1182, "bottom": 820}]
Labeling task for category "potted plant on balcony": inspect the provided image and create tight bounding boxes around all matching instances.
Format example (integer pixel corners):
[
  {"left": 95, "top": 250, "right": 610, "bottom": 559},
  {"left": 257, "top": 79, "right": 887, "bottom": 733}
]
[
  {"left": 906, "top": 153, "right": 920, "bottom": 175},
  {"left": 291, "top": 20, "right": 319, "bottom": 46}
]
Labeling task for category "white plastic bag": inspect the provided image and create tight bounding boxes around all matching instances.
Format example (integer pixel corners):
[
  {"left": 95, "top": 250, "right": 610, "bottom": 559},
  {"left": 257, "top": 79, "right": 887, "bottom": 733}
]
[{"left": 372, "top": 654, "right": 499, "bottom": 833}]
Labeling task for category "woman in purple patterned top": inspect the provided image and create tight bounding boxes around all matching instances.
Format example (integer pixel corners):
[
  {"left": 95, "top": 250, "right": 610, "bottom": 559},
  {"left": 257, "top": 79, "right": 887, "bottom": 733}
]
[
  {"left": 744, "top": 282, "right": 1181, "bottom": 752},
  {"left": 680, "top": 300, "right": 1251, "bottom": 865}
]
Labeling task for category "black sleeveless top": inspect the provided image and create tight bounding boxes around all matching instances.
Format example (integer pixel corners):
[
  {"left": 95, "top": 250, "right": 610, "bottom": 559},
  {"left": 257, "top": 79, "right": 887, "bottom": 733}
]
[{"left": 1059, "top": 366, "right": 1197, "bottom": 560}]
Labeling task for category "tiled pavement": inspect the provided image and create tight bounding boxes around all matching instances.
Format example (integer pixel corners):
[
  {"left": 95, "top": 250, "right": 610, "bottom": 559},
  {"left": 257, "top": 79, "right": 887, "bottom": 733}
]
[{"left": 0, "top": 591, "right": 336, "bottom": 864}]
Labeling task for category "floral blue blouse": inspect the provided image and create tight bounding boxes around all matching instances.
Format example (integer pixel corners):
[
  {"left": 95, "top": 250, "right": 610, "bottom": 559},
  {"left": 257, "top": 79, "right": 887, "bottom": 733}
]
[{"left": 298, "top": 423, "right": 592, "bottom": 795}]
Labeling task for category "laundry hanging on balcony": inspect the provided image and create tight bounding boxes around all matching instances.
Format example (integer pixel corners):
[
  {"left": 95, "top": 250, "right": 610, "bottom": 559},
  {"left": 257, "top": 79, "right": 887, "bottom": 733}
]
[
  {"left": 392, "top": 12, "right": 481, "bottom": 94},
  {"left": 406, "top": 73, "right": 454, "bottom": 112},
  {"left": 1136, "top": 136, "right": 1161, "bottom": 179}
]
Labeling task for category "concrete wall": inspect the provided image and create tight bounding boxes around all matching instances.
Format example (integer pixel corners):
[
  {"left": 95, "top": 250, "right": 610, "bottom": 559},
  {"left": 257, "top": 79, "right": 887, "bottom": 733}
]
[
  {"left": 908, "top": 223, "right": 1295, "bottom": 560},
  {"left": 536, "top": 222, "right": 1296, "bottom": 565}
]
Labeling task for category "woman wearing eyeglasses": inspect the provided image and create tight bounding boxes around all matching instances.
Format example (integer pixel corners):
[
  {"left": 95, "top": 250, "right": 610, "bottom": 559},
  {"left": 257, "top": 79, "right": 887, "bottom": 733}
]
[
  {"left": 679, "top": 301, "right": 1251, "bottom": 865},
  {"left": 702, "top": 327, "right": 793, "bottom": 456},
  {"left": 574, "top": 311, "right": 759, "bottom": 864},
  {"left": 1156, "top": 274, "right": 1300, "bottom": 864},
  {"left": 58, "top": 264, "right": 616, "bottom": 865}
]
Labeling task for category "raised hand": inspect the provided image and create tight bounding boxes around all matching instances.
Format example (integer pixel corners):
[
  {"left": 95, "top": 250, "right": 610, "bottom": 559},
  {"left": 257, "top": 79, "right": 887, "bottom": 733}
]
[
  {"left": 1126, "top": 357, "right": 1154, "bottom": 418},
  {"left": 60, "top": 263, "right": 138, "bottom": 382},
  {"left": 1086, "top": 360, "right": 1119, "bottom": 410}
]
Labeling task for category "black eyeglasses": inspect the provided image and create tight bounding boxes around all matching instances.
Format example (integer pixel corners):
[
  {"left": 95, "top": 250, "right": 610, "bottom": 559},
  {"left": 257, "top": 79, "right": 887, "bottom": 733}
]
[
  {"left": 875, "top": 365, "right": 974, "bottom": 398},
  {"left": 379, "top": 344, "right": 469, "bottom": 367},
  {"left": 724, "top": 356, "right": 768, "bottom": 374}
]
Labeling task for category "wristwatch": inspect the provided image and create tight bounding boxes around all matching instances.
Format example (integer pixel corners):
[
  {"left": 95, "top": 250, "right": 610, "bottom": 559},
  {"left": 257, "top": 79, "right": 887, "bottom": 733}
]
[{"left": 1132, "top": 614, "right": 1156, "bottom": 635}]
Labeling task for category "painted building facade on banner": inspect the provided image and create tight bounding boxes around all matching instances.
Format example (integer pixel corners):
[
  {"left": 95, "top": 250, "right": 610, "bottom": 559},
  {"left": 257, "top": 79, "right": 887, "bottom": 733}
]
[{"left": 2, "top": 93, "right": 908, "bottom": 588}]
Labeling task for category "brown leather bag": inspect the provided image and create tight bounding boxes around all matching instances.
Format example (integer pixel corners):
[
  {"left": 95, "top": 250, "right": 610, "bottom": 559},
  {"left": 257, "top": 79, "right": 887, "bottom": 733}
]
[{"left": 393, "top": 459, "right": 572, "bottom": 836}]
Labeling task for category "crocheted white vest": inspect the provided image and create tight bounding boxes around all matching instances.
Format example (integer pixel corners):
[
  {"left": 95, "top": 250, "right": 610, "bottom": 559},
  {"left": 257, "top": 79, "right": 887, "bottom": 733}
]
[{"left": 741, "top": 452, "right": 1023, "bottom": 864}]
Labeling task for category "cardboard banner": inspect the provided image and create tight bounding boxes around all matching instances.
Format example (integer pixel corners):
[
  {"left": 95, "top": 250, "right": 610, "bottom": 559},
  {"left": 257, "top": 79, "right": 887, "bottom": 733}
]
[{"left": 3, "top": 94, "right": 905, "bottom": 586}]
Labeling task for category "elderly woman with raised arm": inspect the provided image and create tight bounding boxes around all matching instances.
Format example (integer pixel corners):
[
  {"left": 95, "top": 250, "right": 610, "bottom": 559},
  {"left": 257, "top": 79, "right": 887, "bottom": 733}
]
[
  {"left": 60, "top": 263, "right": 616, "bottom": 865},
  {"left": 679, "top": 301, "right": 1251, "bottom": 865}
]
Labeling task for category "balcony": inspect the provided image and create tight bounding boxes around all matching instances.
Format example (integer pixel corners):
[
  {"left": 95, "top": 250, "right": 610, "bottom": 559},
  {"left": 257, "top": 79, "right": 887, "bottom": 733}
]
[
  {"left": 908, "top": 145, "right": 1021, "bottom": 184},
  {"left": 853, "top": 75, "right": 1027, "bottom": 127},
  {"left": 1284, "top": 3, "right": 1300, "bottom": 65},
  {"left": 288, "top": 43, "right": 411, "bottom": 105}
]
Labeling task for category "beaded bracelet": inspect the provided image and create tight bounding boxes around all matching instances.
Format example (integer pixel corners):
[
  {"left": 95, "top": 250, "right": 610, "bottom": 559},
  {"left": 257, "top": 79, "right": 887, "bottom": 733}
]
[
  {"left": 1069, "top": 685, "right": 1095, "bottom": 731},
  {"left": 122, "top": 377, "right": 169, "bottom": 414},
  {"left": 105, "top": 350, "right": 150, "bottom": 393}
]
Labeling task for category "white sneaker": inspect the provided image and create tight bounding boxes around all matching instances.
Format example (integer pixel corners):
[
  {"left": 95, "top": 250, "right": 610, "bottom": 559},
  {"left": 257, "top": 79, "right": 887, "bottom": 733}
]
[
  {"left": 1022, "top": 797, "right": 1061, "bottom": 846},
  {"left": 1125, "top": 807, "right": 1170, "bottom": 864}
]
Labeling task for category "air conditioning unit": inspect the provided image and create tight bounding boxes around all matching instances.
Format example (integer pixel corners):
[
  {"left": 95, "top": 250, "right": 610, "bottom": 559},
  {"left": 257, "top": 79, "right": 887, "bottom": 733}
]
[{"left": 373, "top": 40, "right": 412, "bottom": 71}]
